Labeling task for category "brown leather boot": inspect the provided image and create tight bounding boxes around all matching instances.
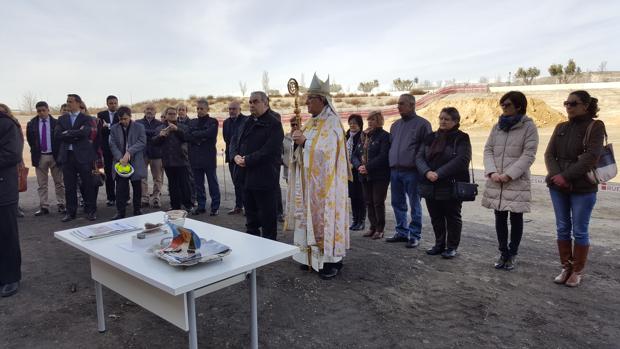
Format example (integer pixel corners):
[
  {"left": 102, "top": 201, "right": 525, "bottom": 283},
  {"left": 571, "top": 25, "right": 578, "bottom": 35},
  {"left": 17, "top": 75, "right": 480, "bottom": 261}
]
[
  {"left": 371, "top": 231, "right": 384, "bottom": 240},
  {"left": 565, "top": 244, "right": 590, "bottom": 287},
  {"left": 362, "top": 229, "right": 375, "bottom": 237},
  {"left": 554, "top": 240, "right": 573, "bottom": 284}
]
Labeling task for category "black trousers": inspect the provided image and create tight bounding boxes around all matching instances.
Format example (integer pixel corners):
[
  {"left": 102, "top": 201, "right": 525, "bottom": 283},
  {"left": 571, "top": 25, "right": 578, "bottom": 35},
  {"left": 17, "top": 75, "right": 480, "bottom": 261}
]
[
  {"left": 164, "top": 166, "right": 194, "bottom": 210},
  {"left": 115, "top": 177, "right": 142, "bottom": 213},
  {"left": 0, "top": 203, "right": 21, "bottom": 284},
  {"left": 228, "top": 162, "right": 244, "bottom": 209},
  {"left": 494, "top": 210, "right": 524, "bottom": 257},
  {"left": 362, "top": 180, "right": 389, "bottom": 232},
  {"left": 349, "top": 179, "right": 366, "bottom": 225},
  {"left": 63, "top": 152, "right": 96, "bottom": 216},
  {"left": 244, "top": 188, "right": 278, "bottom": 240},
  {"left": 426, "top": 199, "right": 463, "bottom": 249},
  {"left": 103, "top": 151, "right": 115, "bottom": 201}
]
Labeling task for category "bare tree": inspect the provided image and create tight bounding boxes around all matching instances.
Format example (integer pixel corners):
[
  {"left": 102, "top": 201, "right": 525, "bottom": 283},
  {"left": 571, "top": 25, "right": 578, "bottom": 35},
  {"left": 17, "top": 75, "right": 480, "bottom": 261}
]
[
  {"left": 479, "top": 76, "right": 489, "bottom": 84},
  {"left": 262, "top": 71, "right": 270, "bottom": 92},
  {"left": 239, "top": 81, "right": 247, "bottom": 97},
  {"left": 357, "top": 79, "right": 379, "bottom": 93},
  {"left": 392, "top": 78, "right": 414, "bottom": 91},
  {"left": 598, "top": 61, "right": 608, "bottom": 72},
  {"left": 22, "top": 91, "right": 38, "bottom": 113}
]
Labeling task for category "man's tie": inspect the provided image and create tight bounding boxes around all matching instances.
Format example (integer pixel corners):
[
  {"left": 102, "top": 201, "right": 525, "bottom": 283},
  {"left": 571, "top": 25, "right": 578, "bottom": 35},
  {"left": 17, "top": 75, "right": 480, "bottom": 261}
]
[{"left": 41, "top": 119, "right": 48, "bottom": 152}]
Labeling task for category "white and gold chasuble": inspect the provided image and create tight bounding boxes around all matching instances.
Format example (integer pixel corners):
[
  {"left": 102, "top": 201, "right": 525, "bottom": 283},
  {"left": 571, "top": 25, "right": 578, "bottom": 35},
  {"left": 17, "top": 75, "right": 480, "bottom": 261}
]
[{"left": 285, "top": 106, "right": 351, "bottom": 271}]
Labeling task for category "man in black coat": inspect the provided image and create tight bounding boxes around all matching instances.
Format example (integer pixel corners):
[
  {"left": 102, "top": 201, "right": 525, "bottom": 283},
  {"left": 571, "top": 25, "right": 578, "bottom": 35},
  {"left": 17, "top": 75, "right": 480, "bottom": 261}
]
[
  {"left": 233, "top": 91, "right": 284, "bottom": 240},
  {"left": 187, "top": 99, "right": 220, "bottom": 216},
  {"left": 96, "top": 95, "right": 120, "bottom": 207},
  {"left": 222, "top": 100, "right": 246, "bottom": 214},
  {"left": 55, "top": 94, "right": 97, "bottom": 222},
  {"left": 0, "top": 110, "right": 24, "bottom": 297},
  {"left": 152, "top": 107, "right": 193, "bottom": 210},
  {"left": 26, "top": 101, "right": 66, "bottom": 216}
]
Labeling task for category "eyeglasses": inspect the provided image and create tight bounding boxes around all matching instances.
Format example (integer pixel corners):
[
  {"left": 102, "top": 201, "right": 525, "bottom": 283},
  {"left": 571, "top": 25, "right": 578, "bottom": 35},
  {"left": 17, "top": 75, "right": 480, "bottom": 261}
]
[
  {"left": 563, "top": 101, "right": 582, "bottom": 107},
  {"left": 500, "top": 102, "right": 513, "bottom": 108}
]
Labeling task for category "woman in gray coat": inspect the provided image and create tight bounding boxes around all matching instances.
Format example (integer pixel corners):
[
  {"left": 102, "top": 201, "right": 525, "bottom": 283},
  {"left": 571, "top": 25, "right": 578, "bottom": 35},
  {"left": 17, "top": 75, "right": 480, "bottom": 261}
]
[
  {"left": 482, "top": 91, "right": 539, "bottom": 270},
  {"left": 109, "top": 106, "right": 147, "bottom": 219}
]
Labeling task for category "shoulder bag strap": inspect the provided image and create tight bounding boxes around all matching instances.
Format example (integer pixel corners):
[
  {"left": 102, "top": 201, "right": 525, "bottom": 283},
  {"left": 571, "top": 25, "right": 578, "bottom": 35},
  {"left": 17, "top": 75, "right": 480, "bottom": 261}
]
[{"left": 451, "top": 135, "right": 476, "bottom": 184}]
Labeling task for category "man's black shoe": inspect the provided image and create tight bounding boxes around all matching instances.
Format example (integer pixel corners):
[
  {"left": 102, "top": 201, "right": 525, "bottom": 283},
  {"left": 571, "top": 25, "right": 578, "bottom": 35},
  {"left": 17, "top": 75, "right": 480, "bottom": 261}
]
[
  {"left": 57, "top": 204, "right": 66, "bottom": 213},
  {"left": 426, "top": 246, "right": 444, "bottom": 255},
  {"left": 34, "top": 208, "right": 50, "bottom": 216},
  {"left": 441, "top": 248, "right": 457, "bottom": 259},
  {"left": 87, "top": 212, "right": 97, "bottom": 221},
  {"left": 192, "top": 207, "right": 206, "bottom": 215},
  {"left": 318, "top": 266, "right": 338, "bottom": 280},
  {"left": 209, "top": 209, "right": 219, "bottom": 216},
  {"left": 0, "top": 282, "right": 19, "bottom": 297},
  {"left": 61, "top": 214, "right": 75, "bottom": 222},
  {"left": 112, "top": 212, "right": 125, "bottom": 220},
  {"left": 106, "top": 200, "right": 116, "bottom": 207},
  {"left": 133, "top": 209, "right": 143, "bottom": 216},
  {"left": 385, "top": 235, "right": 408, "bottom": 243},
  {"left": 299, "top": 264, "right": 310, "bottom": 271},
  {"left": 504, "top": 256, "right": 516, "bottom": 270},
  {"left": 405, "top": 238, "right": 420, "bottom": 248}
]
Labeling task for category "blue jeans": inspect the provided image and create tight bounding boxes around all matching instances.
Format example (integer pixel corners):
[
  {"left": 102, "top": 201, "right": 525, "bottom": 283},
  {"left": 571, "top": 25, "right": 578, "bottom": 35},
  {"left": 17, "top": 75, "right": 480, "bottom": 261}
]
[
  {"left": 193, "top": 167, "right": 221, "bottom": 211},
  {"left": 549, "top": 188, "right": 597, "bottom": 246},
  {"left": 390, "top": 169, "right": 422, "bottom": 240}
]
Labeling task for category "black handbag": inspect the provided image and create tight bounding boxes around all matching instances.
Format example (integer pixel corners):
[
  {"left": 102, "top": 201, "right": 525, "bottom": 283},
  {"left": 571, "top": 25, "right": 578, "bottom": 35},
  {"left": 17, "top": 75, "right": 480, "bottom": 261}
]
[{"left": 451, "top": 138, "right": 478, "bottom": 202}]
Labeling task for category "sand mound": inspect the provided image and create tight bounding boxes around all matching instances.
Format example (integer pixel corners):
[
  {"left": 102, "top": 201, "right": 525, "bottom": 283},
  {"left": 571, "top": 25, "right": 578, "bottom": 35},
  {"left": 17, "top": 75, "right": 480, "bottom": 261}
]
[{"left": 416, "top": 94, "right": 566, "bottom": 130}]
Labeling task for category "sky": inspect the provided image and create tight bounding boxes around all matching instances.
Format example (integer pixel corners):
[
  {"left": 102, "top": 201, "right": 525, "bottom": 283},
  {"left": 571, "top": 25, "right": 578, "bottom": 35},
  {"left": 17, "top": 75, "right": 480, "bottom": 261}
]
[{"left": 2, "top": 0, "right": 619, "bottom": 110}]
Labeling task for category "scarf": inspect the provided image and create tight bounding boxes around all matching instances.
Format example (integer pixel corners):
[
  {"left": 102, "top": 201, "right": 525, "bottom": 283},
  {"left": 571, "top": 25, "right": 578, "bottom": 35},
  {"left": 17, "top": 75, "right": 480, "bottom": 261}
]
[
  {"left": 498, "top": 114, "right": 523, "bottom": 132},
  {"left": 428, "top": 127, "right": 456, "bottom": 160},
  {"left": 346, "top": 130, "right": 358, "bottom": 160}
]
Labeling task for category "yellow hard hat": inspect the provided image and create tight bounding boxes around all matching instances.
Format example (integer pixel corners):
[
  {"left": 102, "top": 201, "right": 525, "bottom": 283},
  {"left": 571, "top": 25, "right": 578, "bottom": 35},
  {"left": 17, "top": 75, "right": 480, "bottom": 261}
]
[{"left": 114, "top": 162, "right": 134, "bottom": 178}]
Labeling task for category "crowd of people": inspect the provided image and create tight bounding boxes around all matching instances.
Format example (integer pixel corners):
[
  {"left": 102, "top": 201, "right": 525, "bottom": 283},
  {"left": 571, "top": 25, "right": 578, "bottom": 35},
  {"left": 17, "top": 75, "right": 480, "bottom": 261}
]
[{"left": 0, "top": 80, "right": 607, "bottom": 296}]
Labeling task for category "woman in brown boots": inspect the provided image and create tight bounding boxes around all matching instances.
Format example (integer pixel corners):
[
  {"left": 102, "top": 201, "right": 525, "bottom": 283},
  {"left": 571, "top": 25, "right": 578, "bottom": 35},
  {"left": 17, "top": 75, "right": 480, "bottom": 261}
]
[
  {"left": 545, "top": 90, "right": 605, "bottom": 287},
  {"left": 352, "top": 111, "right": 391, "bottom": 240}
]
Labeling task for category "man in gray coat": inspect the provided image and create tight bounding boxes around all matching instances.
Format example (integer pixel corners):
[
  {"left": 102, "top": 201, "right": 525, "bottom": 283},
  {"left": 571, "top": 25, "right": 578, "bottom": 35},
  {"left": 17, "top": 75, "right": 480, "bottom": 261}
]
[
  {"left": 109, "top": 106, "right": 147, "bottom": 219},
  {"left": 386, "top": 94, "right": 431, "bottom": 248}
]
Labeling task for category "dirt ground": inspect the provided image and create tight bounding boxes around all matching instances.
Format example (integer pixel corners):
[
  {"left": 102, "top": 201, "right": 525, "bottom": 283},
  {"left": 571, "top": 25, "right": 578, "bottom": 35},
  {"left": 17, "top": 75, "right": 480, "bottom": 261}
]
[{"left": 1, "top": 163, "right": 619, "bottom": 349}]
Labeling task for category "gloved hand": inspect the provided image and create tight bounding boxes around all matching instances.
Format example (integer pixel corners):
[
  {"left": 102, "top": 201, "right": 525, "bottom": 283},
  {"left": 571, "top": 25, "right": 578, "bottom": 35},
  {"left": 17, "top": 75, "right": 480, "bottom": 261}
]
[{"left": 551, "top": 174, "right": 569, "bottom": 189}]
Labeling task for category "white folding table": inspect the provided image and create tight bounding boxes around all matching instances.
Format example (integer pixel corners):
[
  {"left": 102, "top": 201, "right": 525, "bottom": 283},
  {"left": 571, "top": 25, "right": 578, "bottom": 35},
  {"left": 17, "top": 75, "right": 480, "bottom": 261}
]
[{"left": 54, "top": 211, "right": 299, "bottom": 349}]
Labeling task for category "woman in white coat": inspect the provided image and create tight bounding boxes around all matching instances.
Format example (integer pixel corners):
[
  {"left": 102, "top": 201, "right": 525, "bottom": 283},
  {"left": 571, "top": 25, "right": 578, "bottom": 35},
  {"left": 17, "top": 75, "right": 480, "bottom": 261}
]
[{"left": 482, "top": 91, "right": 539, "bottom": 270}]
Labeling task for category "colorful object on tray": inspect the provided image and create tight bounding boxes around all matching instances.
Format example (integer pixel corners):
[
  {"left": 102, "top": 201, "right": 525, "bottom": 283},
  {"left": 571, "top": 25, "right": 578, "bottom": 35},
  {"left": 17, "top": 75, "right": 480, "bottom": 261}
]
[
  {"left": 152, "top": 223, "right": 231, "bottom": 267},
  {"left": 165, "top": 223, "right": 202, "bottom": 252}
]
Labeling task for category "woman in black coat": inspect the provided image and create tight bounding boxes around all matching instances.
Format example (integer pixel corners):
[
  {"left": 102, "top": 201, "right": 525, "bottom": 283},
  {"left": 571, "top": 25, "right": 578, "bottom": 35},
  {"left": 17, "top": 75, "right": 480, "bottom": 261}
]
[
  {"left": 353, "top": 111, "right": 391, "bottom": 239},
  {"left": 416, "top": 107, "right": 472, "bottom": 259},
  {"left": 346, "top": 114, "right": 365, "bottom": 231}
]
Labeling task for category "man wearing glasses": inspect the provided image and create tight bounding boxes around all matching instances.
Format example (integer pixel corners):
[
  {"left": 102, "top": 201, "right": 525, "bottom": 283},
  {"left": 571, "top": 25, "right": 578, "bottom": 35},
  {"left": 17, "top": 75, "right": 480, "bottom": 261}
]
[
  {"left": 26, "top": 101, "right": 65, "bottom": 216},
  {"left": 232, "top": 91, "right": 284, "bottom": 240},
  {"left": 285, "top": 74, "right": 350, "bottom": 280}
]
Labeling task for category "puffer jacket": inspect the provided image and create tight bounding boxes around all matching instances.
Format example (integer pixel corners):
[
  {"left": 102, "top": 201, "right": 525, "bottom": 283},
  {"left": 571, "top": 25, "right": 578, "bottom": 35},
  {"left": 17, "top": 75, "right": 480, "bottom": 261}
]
[
  {"left": 481, "top": 115, "right": 539, "bottom": 213},
  {"left": 544, "top": 114, "right": 605, "bottom": 193}
]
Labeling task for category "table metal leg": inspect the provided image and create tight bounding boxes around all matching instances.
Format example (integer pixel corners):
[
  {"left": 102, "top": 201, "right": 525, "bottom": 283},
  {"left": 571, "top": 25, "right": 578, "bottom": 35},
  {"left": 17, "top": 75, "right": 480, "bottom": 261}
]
[
  {"left": 187, "top": 290, "right": 198, "bottom": 349},
  {"left": 250, "top": 269, "right": 258, "bottom": 349},
  {"left": 94, "top": 281, "right": 106, "bottom": 333}
]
